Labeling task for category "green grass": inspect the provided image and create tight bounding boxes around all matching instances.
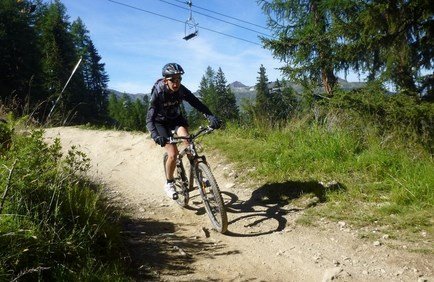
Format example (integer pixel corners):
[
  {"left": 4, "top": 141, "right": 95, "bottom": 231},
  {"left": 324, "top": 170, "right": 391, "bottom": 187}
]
[
  {"left": 205, "top": 118, "right": 434, "bottom": 244},
  {"left": 0, "top": 129, "right": 132, "bottom": 281}
]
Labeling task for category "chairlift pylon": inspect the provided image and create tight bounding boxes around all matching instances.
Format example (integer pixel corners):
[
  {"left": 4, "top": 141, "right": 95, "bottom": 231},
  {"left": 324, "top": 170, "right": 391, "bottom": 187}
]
[{"left": 183, "top": 0, "right": 198, "bottom": 40}]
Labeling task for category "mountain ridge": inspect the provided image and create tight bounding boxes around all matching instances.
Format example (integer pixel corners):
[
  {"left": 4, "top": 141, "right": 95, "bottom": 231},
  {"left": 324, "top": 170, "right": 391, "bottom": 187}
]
[{"left": 108, "top": 78, "right": 366, "bottom": 103}]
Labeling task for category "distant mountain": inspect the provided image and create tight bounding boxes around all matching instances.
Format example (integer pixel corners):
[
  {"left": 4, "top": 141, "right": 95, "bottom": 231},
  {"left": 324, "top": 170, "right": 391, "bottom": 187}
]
[
  {"left": 108, "top": 78, "right": 365, "bottom": 109},
  {"left": 108, "top": 89, "right": 148, "bottom": 101},
  {"left": 229, "top": 81, "right": 247, "bottom": 88}
]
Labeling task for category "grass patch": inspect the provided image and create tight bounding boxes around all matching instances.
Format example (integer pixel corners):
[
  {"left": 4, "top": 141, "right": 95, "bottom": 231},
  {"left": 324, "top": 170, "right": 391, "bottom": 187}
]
[
  {"left": 0, "top": 128, "right": 132, "bottom": 280},
  {"left": 205, "top": 117, "right": 433, "bottom": 244}
]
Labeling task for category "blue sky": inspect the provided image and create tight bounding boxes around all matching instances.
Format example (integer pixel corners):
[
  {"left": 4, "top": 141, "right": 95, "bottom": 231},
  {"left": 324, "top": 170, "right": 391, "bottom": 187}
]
[{"left": 61, "top": 0, "right": 286, "bottom": 94}]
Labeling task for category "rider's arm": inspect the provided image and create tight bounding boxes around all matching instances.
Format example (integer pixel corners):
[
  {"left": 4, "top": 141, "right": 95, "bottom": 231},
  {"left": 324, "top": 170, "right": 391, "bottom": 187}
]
[
  {"left": 146, "top": 91, "right": 160, "bottom": 140},
  {"left": 182, "top": 86, "right": 213, "bottom": 117}
]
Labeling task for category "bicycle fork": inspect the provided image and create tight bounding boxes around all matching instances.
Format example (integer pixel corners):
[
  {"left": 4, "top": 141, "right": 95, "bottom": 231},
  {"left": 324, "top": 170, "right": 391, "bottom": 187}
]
[{"left": 176, "top": 157, "right": 189, "bottom": 190}]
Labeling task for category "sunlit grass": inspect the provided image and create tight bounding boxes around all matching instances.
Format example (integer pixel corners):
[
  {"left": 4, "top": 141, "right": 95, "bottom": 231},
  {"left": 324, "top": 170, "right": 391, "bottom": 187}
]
[{"left": 205, "top": 116, "right": 434, "bottom": 243}]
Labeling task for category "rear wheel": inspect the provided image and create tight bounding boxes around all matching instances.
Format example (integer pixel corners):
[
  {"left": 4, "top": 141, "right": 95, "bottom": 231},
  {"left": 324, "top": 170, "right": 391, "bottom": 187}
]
[
  {"left": 195, "top": 162, "right": 228, "bottom": 233},
  {"left": 163, "top": 153, "right": 189, "bottom": 207}
]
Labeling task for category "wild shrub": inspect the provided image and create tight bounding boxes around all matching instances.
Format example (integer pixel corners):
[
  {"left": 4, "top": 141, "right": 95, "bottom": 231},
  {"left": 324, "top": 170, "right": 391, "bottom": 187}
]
[
  {"left": 0, "top": 113, "right": 14, "bottom": 152},
  {"left": 0, "top": 129, "right": 127, "bottom": 280},
  {"left": 326, "top": 86, "right": 434, "bottom": 152}
]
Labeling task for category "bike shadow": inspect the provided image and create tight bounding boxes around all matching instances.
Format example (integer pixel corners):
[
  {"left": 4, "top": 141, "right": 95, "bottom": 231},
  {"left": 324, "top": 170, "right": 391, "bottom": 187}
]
[{"left": 222, "top": 180, "right": 345, "bottom": 237}]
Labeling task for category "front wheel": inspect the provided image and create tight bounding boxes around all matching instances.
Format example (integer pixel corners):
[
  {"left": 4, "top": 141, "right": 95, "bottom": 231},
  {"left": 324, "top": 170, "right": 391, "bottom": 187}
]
[
  {"left": 195, "top": 162, "right": 228, "bottom": 233},
  {"left": 163, "top": 153, "right": 189, "bottom": 207}
]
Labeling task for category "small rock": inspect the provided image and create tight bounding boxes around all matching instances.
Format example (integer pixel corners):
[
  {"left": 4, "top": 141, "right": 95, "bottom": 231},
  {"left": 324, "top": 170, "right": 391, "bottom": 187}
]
[
  {"left": 373, "top": 241, "right": 382, "bottom": 246},
  {"left": 225, "top": 183, "right": 235, "bottom": 189},
  {"left": 173, "top": 246, "right": 187, "bottom": 256},
  {"left": 395, "top": 268, "right": 405, "bottom": 276},
  {"left": 202, "top": 227, "right": 210, "bottom": 238},
  {"left": 382, "top": 234, "right": 390, "bottom": 239},
  {"left": 338, "top": 221, "right": 346, "bottom": 228},
  {"left": 322, "top": 267, "right": 344, "bottom": 282},
  {"left": 362, "top": 270, "right": 369, "bottom": 275}
]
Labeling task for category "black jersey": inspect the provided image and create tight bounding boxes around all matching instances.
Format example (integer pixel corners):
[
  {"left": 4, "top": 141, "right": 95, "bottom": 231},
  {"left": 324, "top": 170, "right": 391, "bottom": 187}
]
[{"left": 146, "top": 79, "right": 212, "bottom": 139}]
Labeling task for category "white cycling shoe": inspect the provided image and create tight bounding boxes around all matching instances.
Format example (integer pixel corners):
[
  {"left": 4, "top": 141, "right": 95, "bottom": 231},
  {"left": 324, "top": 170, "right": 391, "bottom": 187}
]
[{"left": 164, "top": 182, "right": 178, "bottom": 200}]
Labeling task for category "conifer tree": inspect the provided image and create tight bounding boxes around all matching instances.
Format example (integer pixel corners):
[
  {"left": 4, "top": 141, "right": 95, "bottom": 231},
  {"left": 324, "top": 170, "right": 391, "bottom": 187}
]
[
  {"left": 255, "top": 64, "right": 270, "bottom": 119},
  {"left": 259, "top": 0, "right": 433, "bottom": 97},
  {"left": 214, "top": 67, "right": 239, "bottom": 121},
  {"left": 107, "top": 93, "right": 148, "bottom": 131},
  {"left": 268, "top": 79, "right": 298, "bottom": 121},
  {"left": 71, "top": 18, "right": 109, "bottom": 121},
  {"left": 258, "top": 0, "right": 338, "bottom": 96},
  {"left": 0, "top": 0, "right": 44, "bottom": 112},
  {"left": 199, "top": 66, "right": 218, "bottom": 113},
  {"left": 343, "top": 0, "right": 433, "bottom": 94},
  {"left": 36, "top": 0, "right": 86, "bottom": 122}
]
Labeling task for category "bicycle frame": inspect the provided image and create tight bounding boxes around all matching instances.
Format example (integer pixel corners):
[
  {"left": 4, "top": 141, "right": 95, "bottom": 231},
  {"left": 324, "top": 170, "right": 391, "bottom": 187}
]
[
  {"left": 165, "top": 125, "right": 228, "bottom": 233},
  {"left": 168, "top": 126, "right": 213, "bottom": 190}
]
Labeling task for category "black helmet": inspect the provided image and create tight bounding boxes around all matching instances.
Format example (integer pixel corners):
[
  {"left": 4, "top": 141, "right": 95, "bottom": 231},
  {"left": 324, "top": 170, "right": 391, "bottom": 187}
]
[{"left": 162, "top": 63, "right": 185, "bottom": 77}]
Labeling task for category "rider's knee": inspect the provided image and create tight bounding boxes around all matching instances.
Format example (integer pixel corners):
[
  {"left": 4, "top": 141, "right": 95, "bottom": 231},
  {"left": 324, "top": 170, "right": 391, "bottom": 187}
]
[{"left": 166, "top": 148, "right": 178, "bottom": 160}]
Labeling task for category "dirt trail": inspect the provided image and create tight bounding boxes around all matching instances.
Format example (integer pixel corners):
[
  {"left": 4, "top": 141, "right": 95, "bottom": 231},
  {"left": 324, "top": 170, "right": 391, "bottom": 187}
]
[{"left": 44, "top": 127, "right": 433, "bottom": 282}]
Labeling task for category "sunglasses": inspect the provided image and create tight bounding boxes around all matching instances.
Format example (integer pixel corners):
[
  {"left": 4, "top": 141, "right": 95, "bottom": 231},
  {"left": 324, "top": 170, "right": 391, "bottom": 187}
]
[{"left": 166, "top": 77, "right": 182, "bottom": 83}]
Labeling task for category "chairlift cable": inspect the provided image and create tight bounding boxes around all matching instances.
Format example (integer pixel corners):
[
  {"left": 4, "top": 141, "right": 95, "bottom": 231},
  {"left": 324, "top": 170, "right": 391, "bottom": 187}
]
[
  {"left": 107, "top": 0, "right": 262, "bottom": 45},
  {"left": 158, "top": 0, "right": 272, "bottom": 37},
  {"left": 172, "top": 0, "right": 269, "bottom": 30}
]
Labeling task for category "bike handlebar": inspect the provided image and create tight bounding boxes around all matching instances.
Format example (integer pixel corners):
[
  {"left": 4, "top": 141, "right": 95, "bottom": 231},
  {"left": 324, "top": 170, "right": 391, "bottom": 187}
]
[{"left": 167, "top": 126, "right": 214, "bottom": 144}]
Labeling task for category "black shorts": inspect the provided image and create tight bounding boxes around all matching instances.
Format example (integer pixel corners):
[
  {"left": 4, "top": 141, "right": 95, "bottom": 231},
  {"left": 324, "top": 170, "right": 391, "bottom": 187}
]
[{"left": 154, "top": 117, "right": 189, "bottom": 138}]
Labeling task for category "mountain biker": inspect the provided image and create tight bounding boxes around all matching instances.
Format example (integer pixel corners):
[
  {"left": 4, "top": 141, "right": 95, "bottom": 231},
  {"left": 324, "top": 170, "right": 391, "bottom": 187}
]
[{"left": 146, "top": 63, "right": 221, "bottom": 200}]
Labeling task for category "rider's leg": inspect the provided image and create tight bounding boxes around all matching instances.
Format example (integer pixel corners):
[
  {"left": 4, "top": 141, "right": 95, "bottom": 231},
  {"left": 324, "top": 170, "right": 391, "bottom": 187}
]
[
  {"left": 176, "top": 126, "right": 190, "bottom": 147},
  {"left": 164, "top": 143, "right": 179, "bottom": 181}
]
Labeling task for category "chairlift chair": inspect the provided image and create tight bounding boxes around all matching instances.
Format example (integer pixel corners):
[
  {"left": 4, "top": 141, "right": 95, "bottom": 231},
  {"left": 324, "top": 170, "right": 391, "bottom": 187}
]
[{"left": 183, "top": 1, "right": 198, "bottom": 40}]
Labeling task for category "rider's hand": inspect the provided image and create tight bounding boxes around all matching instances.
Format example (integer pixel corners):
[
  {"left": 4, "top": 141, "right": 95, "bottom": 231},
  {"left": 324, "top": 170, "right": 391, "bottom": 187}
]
[
  {"left": 154, "top": 136, "right": 167, "bottom": 147},
  {"left": 207, "top": 115, "right": 221, "bottom": 129}
]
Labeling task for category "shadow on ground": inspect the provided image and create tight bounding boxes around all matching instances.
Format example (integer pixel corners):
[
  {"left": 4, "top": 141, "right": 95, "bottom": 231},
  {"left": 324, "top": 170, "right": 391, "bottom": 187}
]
[
  {"left": 223, "top": 180, "right": 345, "bottom": 237},
  {"left": 120, "top": 215, "right": 236, "bottom": 280},
  {"left": 118, "top": 180, "right": 345, "bottom": 279}
]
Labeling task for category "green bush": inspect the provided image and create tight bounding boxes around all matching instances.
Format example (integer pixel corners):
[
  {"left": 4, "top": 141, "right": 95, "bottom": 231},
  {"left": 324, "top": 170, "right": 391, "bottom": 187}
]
[
  {"left": 0, "top": 130, "right": 128, "bottom": 281},
  {"left": 327, "top": 87, "right": 434, "bottom": 151},
  {"left": 0, "top": 114, "right": 13, "bottom": 152}
]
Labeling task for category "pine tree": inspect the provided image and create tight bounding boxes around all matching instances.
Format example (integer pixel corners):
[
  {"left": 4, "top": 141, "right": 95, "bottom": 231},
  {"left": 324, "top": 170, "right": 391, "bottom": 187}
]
[
  {"left": 259, "top": 0, "right": 338, "bottom": 96},
  {"left": 107, "top": 93, "right": 148, "bottom": 131},
  {"left": 255, "top": 64, "right": 270, "bottom": 119},
  {"left": 259, "top": 0, "right": 434, "bottom": 97},
  {"left": 268, "top": 79, "right": 298, "bottom": 122},
  {"left": 0, "top": 0, "right": 44, "bottom": 113},
  {"left": 36, "top": 0, "right": 86, "bottom": 123},
  {"left": 345, "top": 0, "right": 433, "bottom": 94},
  {"left": 199, "top": 66, "right": 217, "bottom": 113},
  {"left": 71, "top": 18, "right": 109, "bottom": 121},
  {"left": 86, "top": 40, "right": 109, "bottom": 118},
  {"left": 214, "top": 67, "right": 239, "bottom": 121}
]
